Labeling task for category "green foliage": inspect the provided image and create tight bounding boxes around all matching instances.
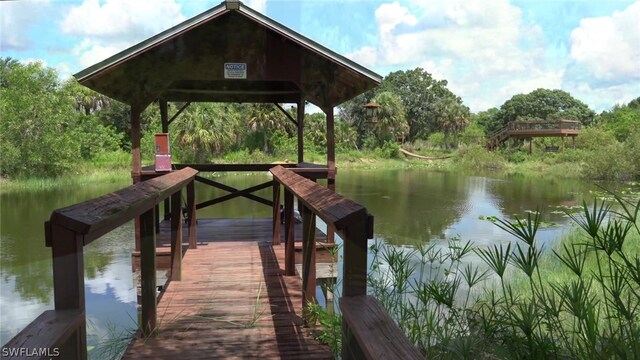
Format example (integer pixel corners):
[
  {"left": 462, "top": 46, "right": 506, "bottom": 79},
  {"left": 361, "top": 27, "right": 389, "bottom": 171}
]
[
  {"left": 380, "top": 68, "right": 453, "bottom": 140},
  {"left": 504, "top": 149, "right": 529, "bottom": 164},
  {"left": 374, "top": 141, "right": 401, "bottom": 159},
  {"left": 575, "top": 126, "right": 616, "bottom": 150},
  {"left": 306, "top": 302, "right": 342, "bottom": 357},
  {"left": 581, "top": 142, "right": 636, "bottom": 180},
  {"left": 473, "top": 107, "right": 501, "bottom": 134},
  {"left": 460, "top": 120, "right": 485, "bottom": 146},
  {"left": 367, "top": 193, "right": 640, "bottom": 359},
  {"left": 497, "top": 88, "right": 596, "bottom": 127},
  {"left": 598, "top": 97, "right": 640, "bottom": 141},
  {"left": 427, "top": 132, "right": 446, "bottom": 149},
  {"left": 371, "top": 91, "right": 409, "bottom": 142},
  {"left": 456, "top": 145, "right": 506, "bottom": 171}
]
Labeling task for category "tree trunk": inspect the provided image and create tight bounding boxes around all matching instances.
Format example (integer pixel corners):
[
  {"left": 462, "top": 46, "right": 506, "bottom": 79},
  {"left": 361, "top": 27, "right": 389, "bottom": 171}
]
[{"left": 263, "top": 131, "right": 269, "bottom": 154}]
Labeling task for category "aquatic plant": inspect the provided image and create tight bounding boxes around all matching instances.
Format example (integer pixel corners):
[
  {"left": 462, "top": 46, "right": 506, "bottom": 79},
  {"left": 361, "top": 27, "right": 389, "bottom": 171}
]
[{"left": 311, "top": 190, "right": 640, "bottom": 358}]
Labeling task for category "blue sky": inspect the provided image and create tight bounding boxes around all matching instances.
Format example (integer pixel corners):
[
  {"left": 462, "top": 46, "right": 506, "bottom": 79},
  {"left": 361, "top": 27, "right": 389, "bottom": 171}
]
[{"left": 1, "top": 0, "right": 638, "bottom": 113}]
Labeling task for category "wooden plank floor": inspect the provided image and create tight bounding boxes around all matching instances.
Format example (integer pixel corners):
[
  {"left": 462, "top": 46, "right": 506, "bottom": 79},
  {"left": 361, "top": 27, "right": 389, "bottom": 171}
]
[{"left": 123, "top": 218, "right": 334, "bottom": 359}]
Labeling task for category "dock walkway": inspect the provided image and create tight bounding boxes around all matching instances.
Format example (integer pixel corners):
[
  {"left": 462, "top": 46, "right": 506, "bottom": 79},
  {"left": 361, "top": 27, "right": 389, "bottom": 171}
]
[{"left": 123, "top": 218, "right": 333, "bottom": 359}]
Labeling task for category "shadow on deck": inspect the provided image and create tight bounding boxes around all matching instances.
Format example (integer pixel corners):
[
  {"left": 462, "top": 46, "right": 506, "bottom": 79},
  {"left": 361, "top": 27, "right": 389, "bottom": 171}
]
[{"left": 123, "top": 218, "right": 334, "bottom": 359}]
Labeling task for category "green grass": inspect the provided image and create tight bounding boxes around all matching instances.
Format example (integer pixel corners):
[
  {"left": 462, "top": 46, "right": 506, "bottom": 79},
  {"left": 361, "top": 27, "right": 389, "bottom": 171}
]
[{"left": 1, "top": 151, "right": 131, "bottom": 193}]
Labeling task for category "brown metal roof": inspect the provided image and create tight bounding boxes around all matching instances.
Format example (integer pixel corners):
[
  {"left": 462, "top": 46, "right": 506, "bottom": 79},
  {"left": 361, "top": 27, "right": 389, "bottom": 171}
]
[{"left": 74, "top": 0, "right": 381, "bottom": 110}]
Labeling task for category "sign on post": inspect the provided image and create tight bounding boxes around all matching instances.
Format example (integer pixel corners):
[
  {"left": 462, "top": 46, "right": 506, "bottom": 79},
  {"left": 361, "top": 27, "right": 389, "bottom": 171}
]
[{"left": 224, "top": 63, "right": 247, "bottom": 79}]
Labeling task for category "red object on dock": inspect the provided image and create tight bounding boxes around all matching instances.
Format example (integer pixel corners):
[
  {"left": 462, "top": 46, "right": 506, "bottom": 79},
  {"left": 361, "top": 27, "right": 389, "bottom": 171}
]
[
  {"left": 155, "top": 133, "right": 170, "bottom": 154},
  {"left": 155, "top": 134, "right": 171, "bottom": 172}
]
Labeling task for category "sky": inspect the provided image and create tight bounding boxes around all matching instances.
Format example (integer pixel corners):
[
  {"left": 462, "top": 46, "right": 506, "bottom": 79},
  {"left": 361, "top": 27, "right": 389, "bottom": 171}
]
[{"left": 1, "top": 0, "right": 639, "bottom": 113}]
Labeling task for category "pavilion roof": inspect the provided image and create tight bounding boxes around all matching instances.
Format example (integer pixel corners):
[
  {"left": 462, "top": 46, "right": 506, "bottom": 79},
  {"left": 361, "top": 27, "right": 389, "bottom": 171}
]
[{"left": 74, "top": 0, "right": 381, "bottom": 110}]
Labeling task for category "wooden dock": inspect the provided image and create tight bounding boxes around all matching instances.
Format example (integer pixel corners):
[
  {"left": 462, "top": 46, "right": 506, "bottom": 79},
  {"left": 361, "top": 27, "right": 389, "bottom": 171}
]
[
  {"left": 3, "top": 167, "right": 422, "bottom": 360},
  {"left": 123, "top": 218, "right": 334, "bottom": 359}
]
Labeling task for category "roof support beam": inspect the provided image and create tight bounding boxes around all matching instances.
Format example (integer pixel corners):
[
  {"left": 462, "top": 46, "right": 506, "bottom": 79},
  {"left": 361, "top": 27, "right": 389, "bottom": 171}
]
[
  {"left": 274, "top": 103, "right": 297, "bottom": 127},
  {"left": 167, "top": 102, "right": 191, "bottom": 126},
  {"left": 297, "top": 99, "right": 305, "bottom": 163}
]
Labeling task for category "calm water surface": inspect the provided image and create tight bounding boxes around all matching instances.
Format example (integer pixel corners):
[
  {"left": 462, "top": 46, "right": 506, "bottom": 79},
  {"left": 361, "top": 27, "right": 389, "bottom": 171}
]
[{"left": 0, "top": 169, "right": 623, "bottom": 357}]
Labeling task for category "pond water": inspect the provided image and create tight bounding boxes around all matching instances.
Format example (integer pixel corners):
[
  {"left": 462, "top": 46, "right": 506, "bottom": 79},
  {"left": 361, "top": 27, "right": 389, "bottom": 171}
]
[{"left": 0, "top": 169, "right": 629, "bottom": 357}]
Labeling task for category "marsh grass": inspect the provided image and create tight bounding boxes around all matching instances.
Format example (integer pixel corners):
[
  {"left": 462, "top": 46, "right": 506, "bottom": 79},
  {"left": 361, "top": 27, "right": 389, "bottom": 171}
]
[
  {"left": 87, "top": 315, "right": 137, "bottom": 360},
  {"left": 1, "top": 151, "right": 130, "bottom": 193},
  {"left": 311, "top": 190, "right": 640, "bottom": 359}
]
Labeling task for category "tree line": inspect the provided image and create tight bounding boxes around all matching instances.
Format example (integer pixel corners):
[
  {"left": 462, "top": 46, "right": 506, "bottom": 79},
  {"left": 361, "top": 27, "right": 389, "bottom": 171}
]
[{"left": 1, "top": 57, "right": 638, "bottom": 179}]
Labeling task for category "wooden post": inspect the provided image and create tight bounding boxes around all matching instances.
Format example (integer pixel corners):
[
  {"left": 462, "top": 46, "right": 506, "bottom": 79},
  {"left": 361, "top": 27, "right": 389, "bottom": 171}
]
[
  {"left": 170, "top": 191, "right": 183, "bottom": 281},
  {"left": 529, "top": 137, "right": 533, "bottom": 154},
  {"left": 573, "top": 136, "right": 576, "bottom": 150},
  {"left": 160, "top": 100, "right": 171, "bottom": 221},
  {"left": 272, "top": 181, "right": 281, "bottom": 245},
  {"left": 154, "top": 205, "right": 160, "bottom": 234},
  {"left": 284, "top": 189, "right": 295, "bottom": 276},
  {"left": 187, "top": 180, "right": 197, "bottom": 249},
  {"left": 326, "top": 106, "right": 336, "bottom": 243},
  {"left": 51, "top": 223, "right": 87, "bottom": 360},
  {"left": 140, "top": 208, "right": 157, "bottom": 336},
  {"left": 132, "top": 106, "right": 142, "bottom": 252},
  {"left": 297, "top": 99, "right": 305, "bottom": 163},
  {"left": 301, "top": 204, "right": 317, "bottom": 309},
  {"left": 342, "top": 219, "right": 369, "bottom": 297}
]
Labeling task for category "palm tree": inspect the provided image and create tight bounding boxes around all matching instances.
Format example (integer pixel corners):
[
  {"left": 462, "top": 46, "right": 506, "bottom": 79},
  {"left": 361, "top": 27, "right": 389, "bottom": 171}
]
[
  {"left": 246, "top": 104, "right": 290, "bottom": 153},
  {"left": 172, "top": 103, "right": 235, "bottom": 162},
  {"left": 372, "top": 91, "right": 409, "bottom": 143},
  {"left": 434, "top": 95, "right": 469, "bottom": 149}
]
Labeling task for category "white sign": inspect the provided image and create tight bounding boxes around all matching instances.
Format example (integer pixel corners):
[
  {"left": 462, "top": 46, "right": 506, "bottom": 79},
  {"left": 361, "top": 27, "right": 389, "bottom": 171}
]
[{"left": 224, "top": 63, "right": 247, "bottom": 79}]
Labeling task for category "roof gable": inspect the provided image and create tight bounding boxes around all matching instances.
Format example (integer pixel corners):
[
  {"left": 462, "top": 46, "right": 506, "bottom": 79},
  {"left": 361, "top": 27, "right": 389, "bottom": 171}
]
[{"left": 75, "top": 1, "right": 381, "bottom": 110}]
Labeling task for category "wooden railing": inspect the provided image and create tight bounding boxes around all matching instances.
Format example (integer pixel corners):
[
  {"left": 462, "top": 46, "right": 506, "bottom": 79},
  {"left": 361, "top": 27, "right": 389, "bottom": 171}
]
[
  {"left": 1, "top": 168, "right": 198, "bottom": 360},
  {"left": 487, "top": 120, "right": 581, "bottom": 150},
  {"left": 507, "top": 119, "right": 581, "bottom": 131},
  {"left": 270, "top": 166, "right": 422, "bottom": 360}
]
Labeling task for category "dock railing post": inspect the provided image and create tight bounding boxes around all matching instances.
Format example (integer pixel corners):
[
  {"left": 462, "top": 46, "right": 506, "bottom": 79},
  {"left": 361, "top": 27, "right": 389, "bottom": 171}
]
[
  {"left": 51, "top": 224, "right": 87, "bottom": 360},
  {"left": 301, "top": 204, "right": 317, "bottom": 317},
  {"left": 272, "top": 181, "right": 281, "bottom": 245},
  {"left": 187, "top": 180, "right": 197, "bottom": 249},
  {"left": 341, "top": 216, "right": 371, "bottom": 360},
  {"left": 284, "top": 189, "right": 295, "bottom": 276},
  {"left": 140, "top": 208, "right": 157, "bottom": 337},
  {"left": 170, "top": 191, "right": 183, "bottom": 281}
]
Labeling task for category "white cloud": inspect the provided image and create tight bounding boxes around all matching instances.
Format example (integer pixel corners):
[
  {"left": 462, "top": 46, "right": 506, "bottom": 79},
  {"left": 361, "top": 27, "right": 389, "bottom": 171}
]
[
  {"left": 569, "top": 1, "right": 640, "bottom": 83},
  {"left": 61, "top": 0, "right": 186, "bottom": 41},
  {"left": 0, "top": 0, "right": 50, "bottom": 51},
  {"left": 246, "top": 0, "right": 267, "bottom": 14},
  {"left": 60, "top": 0, "right": 187, "bottom": 69},
  {"left": 346, "top": 0, "right": 561, "bottom": 111}
]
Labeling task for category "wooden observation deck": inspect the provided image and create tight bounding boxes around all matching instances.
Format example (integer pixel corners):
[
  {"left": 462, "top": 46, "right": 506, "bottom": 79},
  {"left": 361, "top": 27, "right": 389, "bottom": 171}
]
[{"left": 487, "top": 120, "right": 581, "bottom": 151}]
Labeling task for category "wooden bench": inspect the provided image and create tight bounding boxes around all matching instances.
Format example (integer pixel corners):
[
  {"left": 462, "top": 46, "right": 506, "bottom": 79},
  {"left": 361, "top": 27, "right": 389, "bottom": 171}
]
[{"left": 340, "top": 295, "right": 423, "bottom": 359}]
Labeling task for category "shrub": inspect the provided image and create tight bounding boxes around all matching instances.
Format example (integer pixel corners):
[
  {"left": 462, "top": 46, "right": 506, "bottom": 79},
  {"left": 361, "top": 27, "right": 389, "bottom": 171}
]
[
  {"left": 456, "top": 145, "right": 506, "bottom": 170},
  {"left": 428, "top": 132, "right": 446, "bottom": 149},
  {"left": 575, "top": 126, "right": 616, "bottom": 151},
  {"left": 374, "top": 141, "right": 401, "bottom": 159},
  {"left": 582, "top": 142, "right": 635, "bottom": 180}
]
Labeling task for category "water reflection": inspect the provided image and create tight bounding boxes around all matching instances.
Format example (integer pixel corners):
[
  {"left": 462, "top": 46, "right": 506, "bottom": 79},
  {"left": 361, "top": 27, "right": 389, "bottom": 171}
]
[
  {"left": 0, "top": 181, "right": 137, "bottom": 354},
  {"left": 0, "top": 169, "right": 632, "bottom": 355}
]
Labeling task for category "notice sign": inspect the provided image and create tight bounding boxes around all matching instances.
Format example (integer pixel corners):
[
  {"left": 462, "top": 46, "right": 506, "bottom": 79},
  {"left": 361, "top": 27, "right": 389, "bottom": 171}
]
[{"left": 224, "top": 63, "right": 247, "bottom": 79}]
